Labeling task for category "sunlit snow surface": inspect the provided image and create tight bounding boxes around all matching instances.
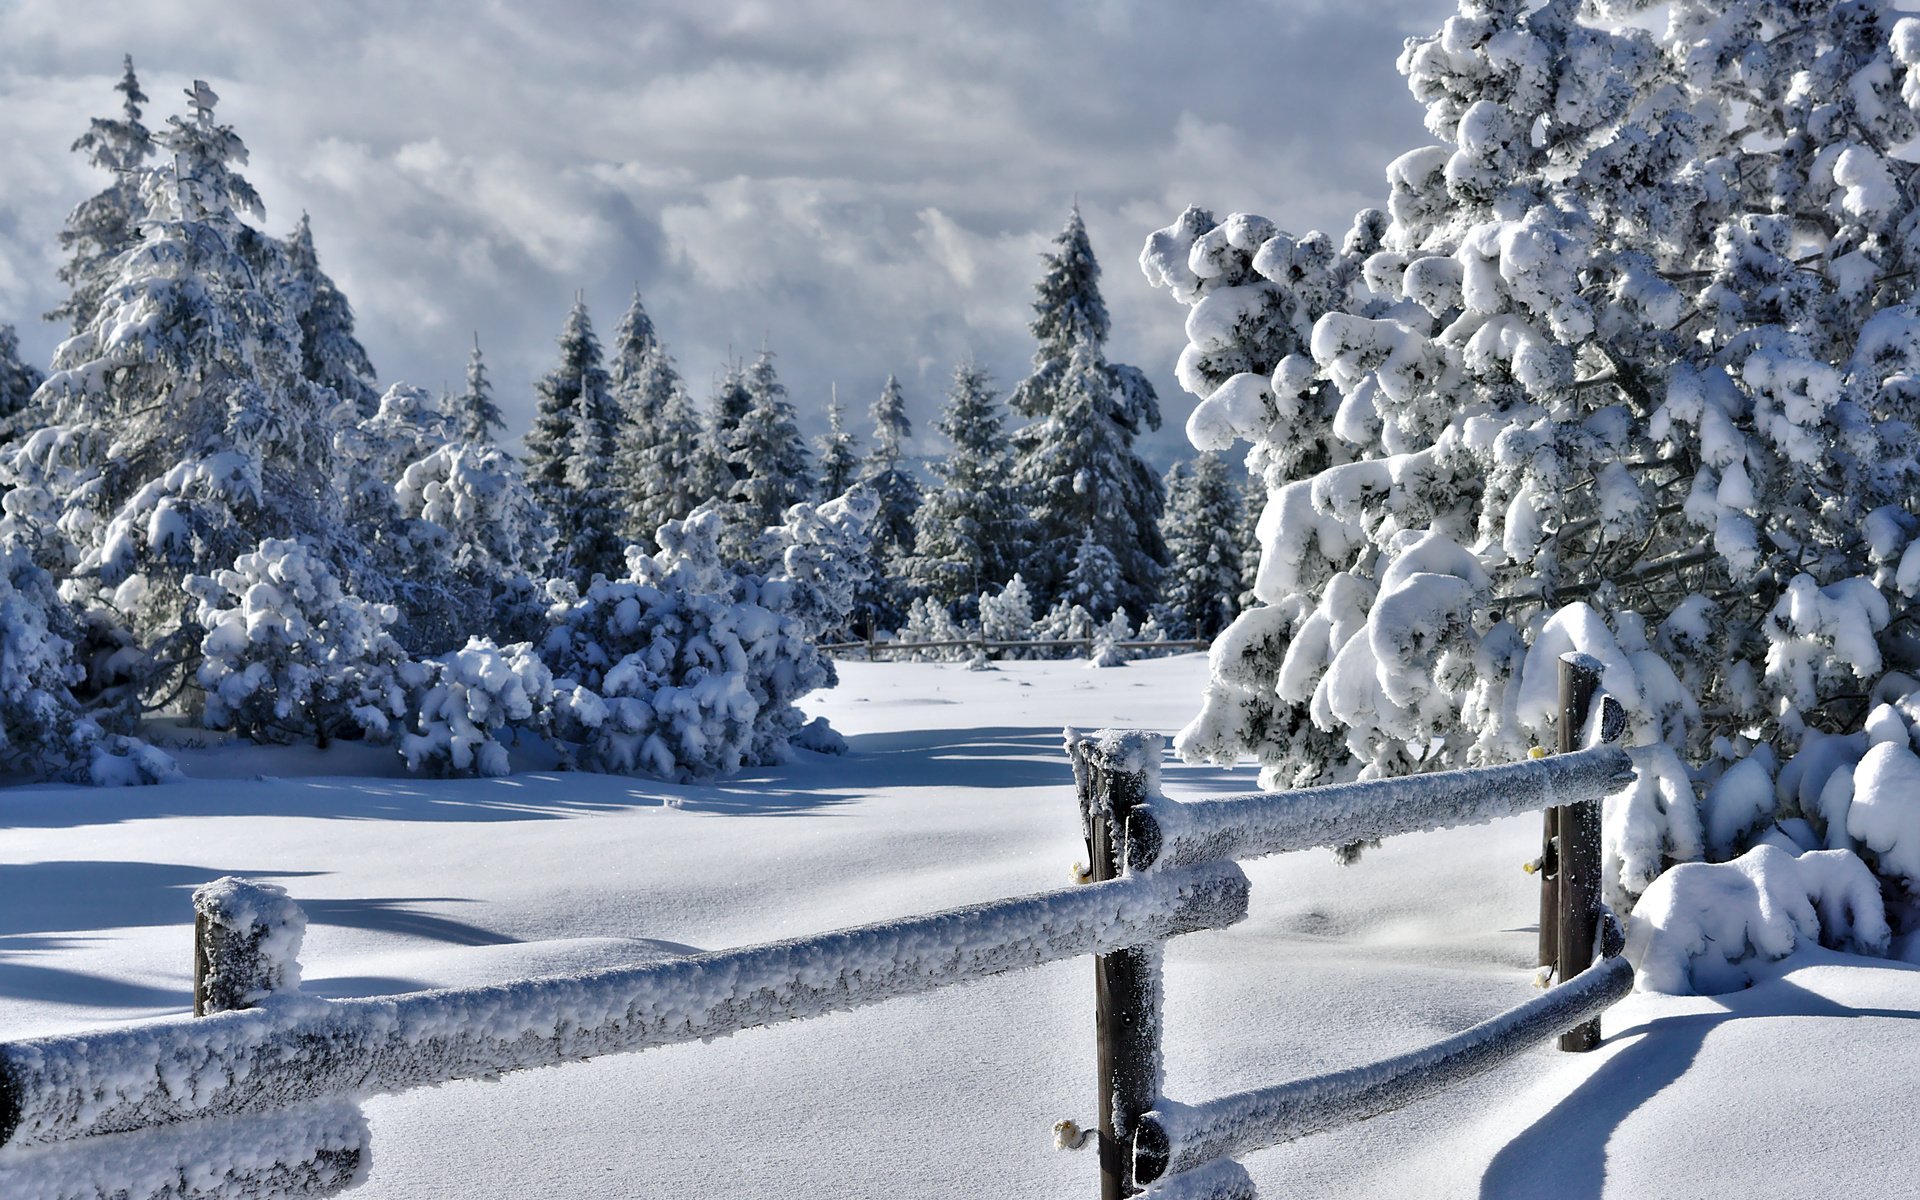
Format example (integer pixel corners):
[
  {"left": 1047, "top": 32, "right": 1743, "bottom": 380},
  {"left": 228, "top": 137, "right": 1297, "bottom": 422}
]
[{"left": 2, "top": 654, "right": 1916, "bottom": 1197}]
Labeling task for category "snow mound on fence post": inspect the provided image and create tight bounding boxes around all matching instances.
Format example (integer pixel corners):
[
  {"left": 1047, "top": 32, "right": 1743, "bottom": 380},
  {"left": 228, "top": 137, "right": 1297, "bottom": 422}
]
[
  {"left": 1626, "top": 845, "right": 1889, "bottom": 994},
  {"left": 194, "top": 877, "right": 307, "bottom": 1013}
]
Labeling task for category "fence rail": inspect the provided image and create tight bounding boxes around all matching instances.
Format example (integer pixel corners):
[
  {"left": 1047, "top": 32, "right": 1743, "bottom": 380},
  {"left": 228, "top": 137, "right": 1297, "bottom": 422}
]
[
  {"left": 819, "top": 635, "right": 1212, "bottom": 660},
  {"left": 0, "top": 656, "right": 1632, "bottom": 1200}
]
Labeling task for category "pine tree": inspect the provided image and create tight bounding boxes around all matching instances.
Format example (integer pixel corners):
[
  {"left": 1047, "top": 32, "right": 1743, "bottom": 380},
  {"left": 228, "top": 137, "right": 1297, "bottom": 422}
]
[
  {"left": 455, "top": 334, "right": 506, "bottom": 446},
  {"left": 1157, "top": 452, "right": 1245, "bottom": 640},
  {"left": 1138, "top": 0, "right": 1920, "bottom": 851},
  {"left": 1010, "top": 207, "right": 1168, "bottom": 615},
  {"left": 815, "top": 389, "right": 861, "bottom": 500},
  {"left": 907, "top": 363, "right": 1026, "bottom": 617},
  {"left": 861, "top": 373, "right": 921, "bottom": 568},
  {"left": 0, "top": 324, "right": 45, "bottom": 446},
  {"left": 1, "top": 81, "right": 341, "bottom": 682},
  {"left": 281, "top": 213, "right": 379, "bottom": 416},
  {"left": 720, "top": 349, "right": 813, "bottom": 562},
  {"left": 607, "top": 290, "right": 700, "bottom": 550},
  {"left": 525, "top": 297, "right": 620, "bottom": 579},
  {"left": 47, "top": 55, "right": 154, "bottom": 335},
  {"left": 709, "top": 360, "right": 754, "bottom": 456}
]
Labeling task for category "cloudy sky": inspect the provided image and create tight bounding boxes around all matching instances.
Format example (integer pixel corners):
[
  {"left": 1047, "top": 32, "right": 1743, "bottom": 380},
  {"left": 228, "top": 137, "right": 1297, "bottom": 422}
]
[{"left": 0, "top": 0, "right": 1454, "bottom": 467}]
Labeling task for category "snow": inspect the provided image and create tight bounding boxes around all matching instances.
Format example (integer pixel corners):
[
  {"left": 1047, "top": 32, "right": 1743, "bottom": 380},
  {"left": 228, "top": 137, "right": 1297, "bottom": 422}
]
[
  {"left": 3, "top": 656, "right": 1918, "bottom": 1198},
  {"left": 1137, "top": 955, "right": 1633, "bottom": 1183}
]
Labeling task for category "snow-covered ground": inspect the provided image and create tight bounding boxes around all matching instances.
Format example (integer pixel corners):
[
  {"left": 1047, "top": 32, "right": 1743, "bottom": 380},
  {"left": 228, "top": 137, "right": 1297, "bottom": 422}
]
[{"left": 3, "top": 654, "right": 1916, "bottom": 1197}]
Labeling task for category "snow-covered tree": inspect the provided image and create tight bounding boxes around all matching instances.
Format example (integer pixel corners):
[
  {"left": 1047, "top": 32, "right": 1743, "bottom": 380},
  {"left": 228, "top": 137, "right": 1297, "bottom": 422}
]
[
  {"left": 979, "top": 574, "right": 1038, "bottom": 648},
  {"left": 862, "top": 374, "right": 920, "bottom": 561},
  {"left": 280, "top": 213, "right": 379, "bottom": 417},
  {"left": 525, "top": 298, "right": 621, "bottom": 581},
  {"left": 0, "top": 325, "right": 44, "bottom": 445},
  {"left": 47, "top": 55, "right": 154, "bottom": 335},
  {"left": 815, "top": 390, "right": 862, "bottom": 500},
  {"left": 720, "top": 349, "right": 813, "bottom": 562},
  {"left": 0, "top": 545, "right": 176, "bottom": 785},
  {"left": 187, "top": 537, "right": 410, "bottom": 747},
  {"left": 396, "top": 638, "right": 552, "bottom": 777},
  {"left": 455, "top": 334, "right": 507, "bottom": 447},
  {"left": 1140, "top": 0, "right": 1920, "bottom": 922},
  {"left": 1012, "top": 208, "right": 1168, "bottom": 615},
  {"left": 908, "top": 363, "right": 1026, "bottom": 617},
  {"left": 609, "top": 292, "right": 717, "bottom": 550},
  {"left": 2, "top": 81, "right": 341, "bottom": 685},
  {"left": 393, "top": 438, "right": 552, "bottom": 645},
  {"left": 542, "top": 498, "right": 867, "bottom": 778},
  {"left": 1157, "top": 452, "right": 1245, "bottom": 640},
  {"left": 709, "top": 360, "right": 754, "bottom": 458}
]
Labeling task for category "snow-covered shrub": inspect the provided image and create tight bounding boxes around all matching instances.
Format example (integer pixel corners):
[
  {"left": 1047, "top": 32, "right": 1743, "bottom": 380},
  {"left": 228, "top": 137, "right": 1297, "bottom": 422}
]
[
  {"left": 1627, "top": 846, "right": 1889, "bottom": 994},
  {"left": 895, "top": 597, "right": 973, "bottom": 663},
  {"left": 187, "top": 538, "right": 409, "bottom": 746},
  {"left": 0, "top": 545, "right": 177, "bottom": 785},
  {"left": 397, "top": 639, "right": 552, "bottom": 778},
  {"left": 1140, "top": 0, "right": 1920, "bottom": 942},
  {"left": 1089, "top": 608, "right": 1137, "bottom": 669},
  {"left": 978, "top": 574, "right": 1039, "bottom": 659},
  {"left": 1035, "top": 597, "right": 1096, "bottom": 660},
  {"left": 541, "top": 501, "right": 867, "bottom": 779}
]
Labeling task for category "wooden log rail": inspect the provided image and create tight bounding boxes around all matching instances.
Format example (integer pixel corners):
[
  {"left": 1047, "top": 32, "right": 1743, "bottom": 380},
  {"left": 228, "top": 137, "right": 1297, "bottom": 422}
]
[{"left": 0, "top": 865, "right": 1248, "bottom": 1154}]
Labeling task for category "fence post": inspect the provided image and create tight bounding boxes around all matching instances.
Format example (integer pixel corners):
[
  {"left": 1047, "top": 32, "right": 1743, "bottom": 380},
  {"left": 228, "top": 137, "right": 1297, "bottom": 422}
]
[
  {"left": 1072, "top": 733, "right": 1164, "bottom": 1200},
  {"left": 1554, "top": 653, "right": 1604, "bottom": 1052},
  {"left": 193, "top": 877, "right": 307, "bottom": 1016}
]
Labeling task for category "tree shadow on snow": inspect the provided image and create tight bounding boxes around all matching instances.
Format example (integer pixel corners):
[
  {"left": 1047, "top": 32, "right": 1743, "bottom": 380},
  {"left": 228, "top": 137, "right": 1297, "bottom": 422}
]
[{"left": 1478, "top": 966, "right": 1920, "bottom": 1200}]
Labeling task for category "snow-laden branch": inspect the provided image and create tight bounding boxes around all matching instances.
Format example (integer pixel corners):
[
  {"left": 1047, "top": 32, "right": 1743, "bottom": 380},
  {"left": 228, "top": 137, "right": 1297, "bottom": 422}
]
[{"left": 0, "top": 862, "right": 1249, "bottom": 1149}]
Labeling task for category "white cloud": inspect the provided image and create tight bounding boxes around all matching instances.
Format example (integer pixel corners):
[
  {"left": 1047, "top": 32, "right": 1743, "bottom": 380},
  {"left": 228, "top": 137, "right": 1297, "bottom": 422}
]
[{"left": 0, "top": 0, "right": 1453, "bottom": 466}]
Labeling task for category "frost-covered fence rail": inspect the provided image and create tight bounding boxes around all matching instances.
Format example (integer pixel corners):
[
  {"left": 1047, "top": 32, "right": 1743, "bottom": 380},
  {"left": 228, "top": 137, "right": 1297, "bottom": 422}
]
[
  {"left": 1074, "top": 654, "right": 1634, "bottom": 1197},
  {"left": 820, "top": 635, "right": 1211, "bottom": 660},
  {"left": 0, "top": 864, "right": 1249, "bottom": 1159}
]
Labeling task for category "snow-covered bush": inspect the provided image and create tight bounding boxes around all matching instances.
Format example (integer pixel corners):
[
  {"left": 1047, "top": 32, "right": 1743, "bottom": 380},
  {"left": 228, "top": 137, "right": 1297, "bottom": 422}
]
[
  {"left": 397, "top": 638, "right": 552, "bottom": 778},
  {"left": 1141, "top": 0, "right": 1920, "bottom": 942},
  {"left": 1628, "top": 846, "right": 1889, "bottom": 994},
  {"left": 541, "top": 501, "right": 867, "bottom": 779},
  {"left": 0, "top": 545, "right": 176, "bottom": 785},
  {"left": 895, "top": 597, "right": 973, "bottom": 662},
  {"left": 187, "top": 538, "right": 409, "bottom": 746}
]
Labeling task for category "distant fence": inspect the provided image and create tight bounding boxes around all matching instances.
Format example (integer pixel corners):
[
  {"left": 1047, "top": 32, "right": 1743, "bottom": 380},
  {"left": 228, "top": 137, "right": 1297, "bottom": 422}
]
[
  {"left": 819, "top": 634, "right": 1211, "bottom": 661},
  {"left": 0, "top": 657, "right": 1630, "bottom": 1200}
]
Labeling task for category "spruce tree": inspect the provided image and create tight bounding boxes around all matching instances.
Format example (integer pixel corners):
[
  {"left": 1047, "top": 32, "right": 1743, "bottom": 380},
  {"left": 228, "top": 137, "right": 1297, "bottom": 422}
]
[
  {"left": 861, "top": 373, "right": 921, "bottom": 570},
  {"left": 48, "top": 55, "right": 154, "bottom": 335},
  {"left": 907, "top": 363, "right": 1026, "bottom": 617},
  {"left": 607, "top": 289, "right": 694, "bottom": 550},
  {"left": 455, "top": 334, "right": 506, "bottom": 446},
  {"left": 525, "top": 297, "right": 618, "bottom": 579},
  {"left": 0, "top": 325, "right": 45, "bottom": 446},
  {"left": 1010, "top": 207, "right": 1168, "bottom": 615},
  {"left": 815, "top": 390, "right": 861, "bottom": 500},
  {"left": 2, "top": 81, "right": 340, "bottom": 680},
  {"left": 720, "top": 349, "right": 813, "bottom": 562},
  {"left": 709, "top": 360, "right": 754, "bottom": 456},
  {"left": 281, "top": 213, "right": 380, "bottom": 417},
  {"left": 1157, "top": 452, "right": 1245, "bottom": 640}
]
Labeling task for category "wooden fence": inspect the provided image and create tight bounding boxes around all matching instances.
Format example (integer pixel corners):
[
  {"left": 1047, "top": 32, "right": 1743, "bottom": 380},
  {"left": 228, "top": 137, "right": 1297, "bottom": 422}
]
[
  {"left": 819, "top": 634, "right": 1212, "bottom": 660},
  {"left": 0, "top": 655, "right": 1630, "bottom": 1200}
]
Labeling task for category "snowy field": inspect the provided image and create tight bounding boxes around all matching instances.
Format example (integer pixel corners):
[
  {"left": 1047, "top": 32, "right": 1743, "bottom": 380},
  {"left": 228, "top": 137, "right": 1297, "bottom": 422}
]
[{"left": 3, "top": 654, "right": 1916, "bottom": 1198}]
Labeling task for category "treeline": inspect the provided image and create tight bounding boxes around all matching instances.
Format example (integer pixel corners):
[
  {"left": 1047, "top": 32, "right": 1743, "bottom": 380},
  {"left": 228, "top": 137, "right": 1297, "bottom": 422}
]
[{"left": 0, "top": 59, "right": 1251, "bottom": 784}]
